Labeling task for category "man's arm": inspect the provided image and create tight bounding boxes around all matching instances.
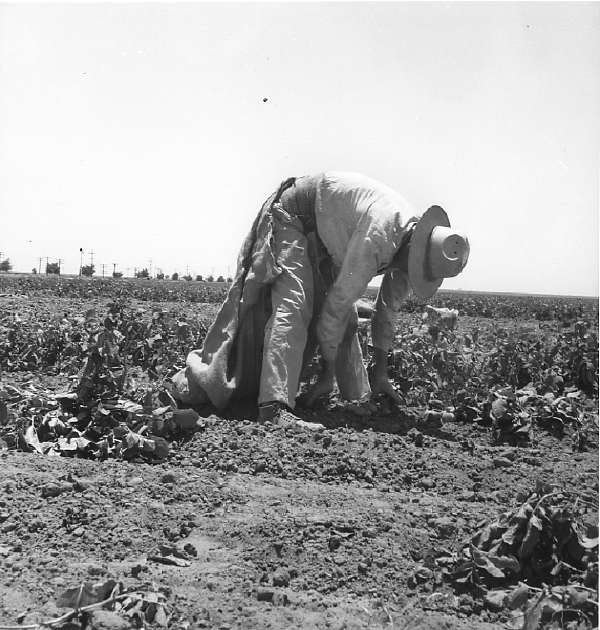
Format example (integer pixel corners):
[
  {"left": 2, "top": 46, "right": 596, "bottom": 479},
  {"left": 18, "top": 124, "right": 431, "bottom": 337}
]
[
  {"left": 371, "top": 265, "right": 411, "bottom": 402},
  {"left": 303, "top": 233, "right": 379, "bottom": 405}
]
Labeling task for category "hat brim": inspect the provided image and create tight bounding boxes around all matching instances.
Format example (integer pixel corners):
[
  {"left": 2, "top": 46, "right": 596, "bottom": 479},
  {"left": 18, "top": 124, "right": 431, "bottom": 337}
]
[{"left": 408, "top": 205, "right": 450, "bottom": 299}]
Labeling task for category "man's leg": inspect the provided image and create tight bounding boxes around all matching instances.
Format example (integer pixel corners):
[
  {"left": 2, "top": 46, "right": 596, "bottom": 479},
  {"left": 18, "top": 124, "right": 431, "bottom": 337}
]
[{"left": 259, "top": 208, "right": 313, "bottom": 409}]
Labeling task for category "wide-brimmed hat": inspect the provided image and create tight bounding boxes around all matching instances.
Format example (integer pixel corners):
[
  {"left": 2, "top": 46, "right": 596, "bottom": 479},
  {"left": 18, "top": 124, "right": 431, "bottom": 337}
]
[{"left": 408, "top": 205, "right": 470, "bottom": 299}]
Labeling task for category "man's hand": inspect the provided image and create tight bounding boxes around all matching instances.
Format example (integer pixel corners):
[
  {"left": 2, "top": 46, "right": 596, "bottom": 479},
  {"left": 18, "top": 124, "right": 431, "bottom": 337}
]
[
  {"left": 302, "top": 362, "right": 335, "bottom": 407},
  {"left": 371, "top": 375, "right": 403, "bottom": 405}
]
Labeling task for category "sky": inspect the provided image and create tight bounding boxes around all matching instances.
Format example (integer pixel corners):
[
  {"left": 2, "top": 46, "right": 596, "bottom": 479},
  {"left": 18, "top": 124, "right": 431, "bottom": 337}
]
[{"left": 0, "top": 2, "right": 598, "bottom": 296}]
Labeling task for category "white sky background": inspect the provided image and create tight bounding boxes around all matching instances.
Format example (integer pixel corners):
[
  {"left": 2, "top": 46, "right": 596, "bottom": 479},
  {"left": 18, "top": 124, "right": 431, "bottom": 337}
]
[{"left": 0, "top": 2, "right": 598, "bottom": 296}]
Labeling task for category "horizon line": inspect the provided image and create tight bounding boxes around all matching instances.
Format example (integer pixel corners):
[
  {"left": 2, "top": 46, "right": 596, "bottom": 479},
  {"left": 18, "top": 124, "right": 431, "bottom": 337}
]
[{"left": 0, "top": 271, "right": 597, "bottom": 301}]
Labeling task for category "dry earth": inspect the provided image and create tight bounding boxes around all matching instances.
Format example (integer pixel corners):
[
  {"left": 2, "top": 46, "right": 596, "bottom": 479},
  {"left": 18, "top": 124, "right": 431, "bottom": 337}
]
[{"left": 0, "top": 293, "right": 598, "bottom": 630}]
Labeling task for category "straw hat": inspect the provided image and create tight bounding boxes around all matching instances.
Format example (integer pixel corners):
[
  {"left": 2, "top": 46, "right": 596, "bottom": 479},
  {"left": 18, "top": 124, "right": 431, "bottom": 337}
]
[{"left": 408, "top": 205, "right": 470, "bottom": 299}]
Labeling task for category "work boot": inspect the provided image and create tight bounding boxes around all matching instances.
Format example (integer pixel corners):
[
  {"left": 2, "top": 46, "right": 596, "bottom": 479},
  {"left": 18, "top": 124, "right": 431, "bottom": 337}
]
[
  {"left": 258, "top": 401, "right": 326, "bottom": 431},
  {"left": 258, "top": 401, "right": 286, "bottom": 423},
  {"left": 258, "top": 401, "right": 300, "bottom": 425}
]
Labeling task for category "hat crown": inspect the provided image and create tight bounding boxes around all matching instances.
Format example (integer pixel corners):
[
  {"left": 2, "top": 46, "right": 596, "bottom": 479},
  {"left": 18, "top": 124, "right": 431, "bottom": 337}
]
[{"left": 427, "top": 226, "right": 470, "bottom": 280}]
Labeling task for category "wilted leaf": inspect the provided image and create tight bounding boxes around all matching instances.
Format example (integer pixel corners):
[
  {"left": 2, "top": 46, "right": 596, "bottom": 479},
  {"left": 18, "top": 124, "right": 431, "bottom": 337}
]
[
  {"left": 502, "top": 521, "right": 525, "bottom": 547},
  {"left": 565, "top": 586, "right": 589, "bottom": 608},
  {"left": 522, "top": 593, "right": 544, "bottom": 630},
  {"left": 506, "top": 583, "right": 530, "bottom": 610},
  {"left": 483, "top": 588, "right": 509, "bottom": 611},
  {"left": 57, "top": 579, "right": 117, "bottom": 609},
  {"left": 540, "top": 593, "right": 564, "bottom": 616},
  {"left": 57, "top": 436, "right": 91, "bottom": 453},
  {"left": 124, "top": 430, "right": 143, "bottom": 450},
  {"left": 20, "top": 424, "right": 44, "bottom": 454},
  {"left": 111, "top": 399, "right": 144, "bottom": 414},
  {"left": 0, "top": 400, "right": 8, "bottom": 425},
  {"left": 519, "top": 513, "right": 542, "bottom": 560},
  {"left": 172, "top": 408, "right": 199, "bottom": 430},
  {"left": 492, "top": 398, "right": 508, "bottom": 420},
  {"left": 487, "top": 552, "right": 521, "bottom": 575},
  {"left": 148, "top": 435, "right": 169, "bottom": 459},
  {"left": 147, "top": 555, "right": 191, "bottom": 567},
  {"left": 152, "top": 406, "right": 172, "bottom": 417},
  {"left": 154, "top": 604, "right": 168, "bottom": 626},
  {"left": 56, "top": 437, "right": 78, "bottom": 452},
  {"left": 515, "top": 503, "right": 534, "bottom": 522},
  {"left": 470, "top": 545, "right": 506, "bottom": 579}
]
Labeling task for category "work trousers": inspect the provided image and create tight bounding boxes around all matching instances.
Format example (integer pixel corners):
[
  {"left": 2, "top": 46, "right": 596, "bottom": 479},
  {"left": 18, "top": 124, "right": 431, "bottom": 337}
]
[{"left": 258, "top": 204, "right": 371, "bottom": 408}]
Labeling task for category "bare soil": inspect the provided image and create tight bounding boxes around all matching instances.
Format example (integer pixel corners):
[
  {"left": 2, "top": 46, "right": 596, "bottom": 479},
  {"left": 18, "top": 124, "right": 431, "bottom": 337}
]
[{"left": 0, "top": 294, "right": 597, "bottom": 630}]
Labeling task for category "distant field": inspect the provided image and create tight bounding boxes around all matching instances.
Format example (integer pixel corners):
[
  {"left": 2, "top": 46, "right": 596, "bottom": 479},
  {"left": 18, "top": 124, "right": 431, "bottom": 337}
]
[{"left": 0, "top": 273, "right": 597, "bottom": 322}]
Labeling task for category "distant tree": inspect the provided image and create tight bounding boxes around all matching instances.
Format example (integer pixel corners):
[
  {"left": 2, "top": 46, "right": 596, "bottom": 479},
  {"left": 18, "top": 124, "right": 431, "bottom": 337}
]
[
  {"left": 112, "top": 271, "right": 123, "bottom": 279},
  {"left": 183, "top": 274, "right": 193, "bottom": 282},
  {"left": 31, "top": 268, "right": 38, "bottom": 274},
  {"left": 216, "top": 275, "right": 225, "bottom": 283},
  {"left": 46, "top": 262, "right": 60, "bottom": 275},
  {"left": 156, "top": 272, "right": 165, "bottom": 280},
  {"left": 81, "top": 264, "right": 95, "bottom": 277},
  {"left": 165, "top": 275, "right": 170, "bottom": 280},
  {"left": 195, "top": 275, "right": 203, "bottom": 282},
  {"left": 0, "top": 258, "right": 12, "bottom": 272},
  {"left": 226, "top": 277, "right": 233, "bottom": 283},
  {"left": 206, "top": 275, "right": 214, "bottom": 282},
  {"left": 136, "top": 268, "right": 149, "bottom": 278},
  {"left": 172, "top": 272, "right": 179, "bottom": 281}
]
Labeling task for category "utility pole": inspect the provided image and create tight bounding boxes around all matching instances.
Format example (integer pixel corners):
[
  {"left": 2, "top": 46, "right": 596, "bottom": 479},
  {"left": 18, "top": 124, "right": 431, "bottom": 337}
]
[
  {"left": 149, "top": 259, "right": 153, "bottom": 278},
  {"left": 89, "top": 250, "right": 95, "bottom": 268},
  {"left": 134, "top": 267, "right": 137, "bottom": 278},
  {"left": 112, "top": 263, "right": 117, "bottom": 277},
  {"left": 79, "top": 248, "right": 84, "bottom": 276},
  {"left": 45, "top": 257, "right": 49, "bottom": 274},
  {"left": 38, "top": 257, "right": 42, "bottom": 274},
  {"left": 101, "top": 263, "right": 105, "bottom": 278}
]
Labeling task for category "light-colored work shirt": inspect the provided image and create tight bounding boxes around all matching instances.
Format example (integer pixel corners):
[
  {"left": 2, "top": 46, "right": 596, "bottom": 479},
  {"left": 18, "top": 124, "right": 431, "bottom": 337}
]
[{"left": 314, "top": 172, "right": 418, "bottom": 361}]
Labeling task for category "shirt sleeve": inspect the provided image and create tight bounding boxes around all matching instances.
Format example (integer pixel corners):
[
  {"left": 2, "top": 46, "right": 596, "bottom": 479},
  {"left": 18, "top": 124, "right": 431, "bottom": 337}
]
[
  {"left": 316, "top": 231, "right": 380, "bottom": 362},
  {"left": 371, "top": 268, "right": 411, "bottom": 351}
]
